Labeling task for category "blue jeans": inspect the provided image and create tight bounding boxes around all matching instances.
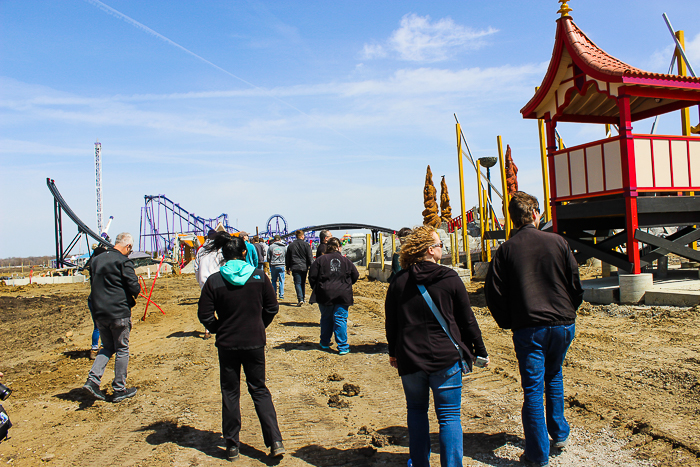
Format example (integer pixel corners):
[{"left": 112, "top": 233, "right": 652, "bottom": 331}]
[
  {"left": 292, "top": 270, "right": 307, "bottom": 302},
  {"left": 318, "top": 304, "right": 349, "bottom": 352},
  {"left": 87, "top": 297, "right": 100, "bottom": 350},
  {"left": 401, "top": 362, "right": 463, "bottom": 467},
  {"left": 270, "top": 266, "right": 285, "bottom": 298},
  {"left": 512, "top": 323, "right": 576, "bottom": 466}
]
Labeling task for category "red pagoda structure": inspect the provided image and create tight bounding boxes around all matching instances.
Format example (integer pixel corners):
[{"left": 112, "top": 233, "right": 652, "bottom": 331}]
[{"left": 522, "top": 2, "right": 700, "bottom": 274}]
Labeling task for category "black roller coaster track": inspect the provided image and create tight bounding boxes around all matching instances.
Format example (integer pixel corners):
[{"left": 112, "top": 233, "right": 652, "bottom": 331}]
[
  {"left": 47, "top": 178, "right": 111, "bottom": 268},
  {"left": 281, "top": 223, "right": 396, "bottom": 242}
]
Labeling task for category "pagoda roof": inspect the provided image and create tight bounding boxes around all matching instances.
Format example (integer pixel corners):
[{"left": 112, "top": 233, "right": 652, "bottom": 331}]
[{"left": 521, "top": 15, "right": 700, "bottom": 123}]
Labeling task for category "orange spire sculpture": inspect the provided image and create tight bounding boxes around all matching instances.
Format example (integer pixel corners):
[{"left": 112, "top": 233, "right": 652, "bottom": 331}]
[
  {"left": 440, "top": 176, "right": 452, "bottom": 223},
  {"left": 504, "top": 145, "right": 518, "bottom": 195},
  {"left": 422, "top": 165, "right": 441, "bottom": 228}
]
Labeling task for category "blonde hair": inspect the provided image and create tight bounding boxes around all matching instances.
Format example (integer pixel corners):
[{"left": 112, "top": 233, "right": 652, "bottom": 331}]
[{"left": 399, "top": 226, "right": 437, "bottom": 269}]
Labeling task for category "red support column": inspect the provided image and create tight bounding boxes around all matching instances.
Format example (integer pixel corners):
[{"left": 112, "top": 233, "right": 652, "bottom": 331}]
[
  {"left": 545, "top": 116, "right": 559, "bottom": 232},
  {"left": 618, "top": 96, "right": 641, "bottom": 273}
]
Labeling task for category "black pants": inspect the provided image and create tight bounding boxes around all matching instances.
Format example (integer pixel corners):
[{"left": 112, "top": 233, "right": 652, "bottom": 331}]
[{"left": 218, "top": 347, "right": 282, "bottom": 448}]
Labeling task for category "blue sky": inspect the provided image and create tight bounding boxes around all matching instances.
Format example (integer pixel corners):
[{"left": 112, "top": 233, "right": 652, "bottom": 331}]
[{"left": 2, "top": 1, "right": 700, "bottom": 257}]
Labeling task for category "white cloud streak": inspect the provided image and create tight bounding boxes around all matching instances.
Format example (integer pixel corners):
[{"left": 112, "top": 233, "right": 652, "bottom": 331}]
[{"left": 362, "top": 14, "right": 498, "bottom": 62}]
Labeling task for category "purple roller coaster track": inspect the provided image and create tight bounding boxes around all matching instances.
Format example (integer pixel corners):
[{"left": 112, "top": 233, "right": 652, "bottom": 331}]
[{"left": 138, "top": 195, "right": 237, "bottom": 257}]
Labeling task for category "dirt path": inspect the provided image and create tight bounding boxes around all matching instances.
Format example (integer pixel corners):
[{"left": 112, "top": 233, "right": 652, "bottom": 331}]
[{"left": 0, "top": 269, "right": 698, "bottom": 466}]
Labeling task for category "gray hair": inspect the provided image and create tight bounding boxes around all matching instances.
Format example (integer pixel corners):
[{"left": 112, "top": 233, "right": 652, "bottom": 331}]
[{"left": 115, "top": 232, "right": 134, "bottom": 247}]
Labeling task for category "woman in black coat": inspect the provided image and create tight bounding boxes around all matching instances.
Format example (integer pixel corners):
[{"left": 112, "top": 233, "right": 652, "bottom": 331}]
[
  {"left": 308, "top": 237, "right": 359, "bottom": 355},
  {"left": 385, "top": 226, "right": 488, "bottom": 467}
]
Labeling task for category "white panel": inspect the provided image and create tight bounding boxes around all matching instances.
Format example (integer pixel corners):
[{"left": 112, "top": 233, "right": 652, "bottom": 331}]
[
  {"left": 653, "top": 139, "right": 672, "bottom": 187},
  {"left": 586, "top": 145, "right": 604, "bottom": 193},
  {"left": 554, "top": 153, "right": 570, "bottom": 197},
  {"left": 690, "top": 141, "right": 700, "bottom": 187},
  {"left": 671, "top": 140, "right": 689, "bottom": 187},
  {"left": 603, "top": 141, "right": 622, "bottom": 190},
  {"left": 634, "top": 139, "right": 653, "bottom": 188},
  {"left": 556, "top": 81, "right": 574, "bottom": 110},
  {"left": 569, "top": 149, "right": 587, "bottom": 195}
]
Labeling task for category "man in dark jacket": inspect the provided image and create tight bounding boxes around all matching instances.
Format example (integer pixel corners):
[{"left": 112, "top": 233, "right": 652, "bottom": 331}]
[
  {"left": 285, "top": 230, "right": 313, "bottom": 306},
  {"left": 485, "top": 192, "right": 583, "bottom": 466},
  {"left": 83, "top": 232, "right": 141, "bottom": 403},
  {"left": 315, "top": 230, "right": 331, "bottom": 257}
]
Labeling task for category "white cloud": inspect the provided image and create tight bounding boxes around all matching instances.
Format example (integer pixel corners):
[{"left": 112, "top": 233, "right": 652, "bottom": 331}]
[
  {"left": 362, "top": 13, "right": 498, "bottom": 62},
  {"left": 686, "top": 31, "right": 700, "bottom": 65}
]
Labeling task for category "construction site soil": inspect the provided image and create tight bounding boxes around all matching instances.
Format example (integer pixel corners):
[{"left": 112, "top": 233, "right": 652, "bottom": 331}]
[{"left": 0, "top": 266, "right": 698, "bottom": 466}]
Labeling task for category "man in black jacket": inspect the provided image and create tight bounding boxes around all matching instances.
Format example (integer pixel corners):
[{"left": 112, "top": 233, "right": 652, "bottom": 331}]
[
  {"left": 315, "top": 230, "right": 331, "bottom": 258},
  {"left": 285, "top": 230, "right": 313, "bottom": 306},
  {"left": 83, "top": 232, "right": 141, "bottom": 403},
  {"left": 485, "top": 192, "right": 583, "bottom": 466}
]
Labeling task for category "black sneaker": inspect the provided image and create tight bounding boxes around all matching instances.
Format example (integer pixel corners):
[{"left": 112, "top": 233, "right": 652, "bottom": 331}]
[
  {"left": 112, "top": 387, "right": 137, "bottom": 403},
  {"left": 270, "top": 440, "right": 285, "bottom": 457},
  {"left": 82, "top": 380, "right": 106, "bottom": 401},
  {"left": 226, "top": 444, "right": 240, "bottom": 461}
]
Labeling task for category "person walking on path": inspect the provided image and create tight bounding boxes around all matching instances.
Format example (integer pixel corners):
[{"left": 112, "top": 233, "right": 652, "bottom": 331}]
[
  {"left": 198, "top": 234, "right": 285, "bottom": 461},
  {"left": 285, "top": 230, "right": 313, "bottom": 306},
  {"left": 237, "top": 232, "right": 258, "bottom": 268},
  {"left": 315, "top": 230, "right": 331, "bottom": 258},
  {"left": 385, "top": 226, "right": 489, "bottom": 467},
  {"left": 195, "top": 230, "right": 224, "bottom": 339},
  {"left": 259, "top": 237, "right": 270, "bottom": 275},
  {"left": 82, "top": 232, "right": 140, "bottom": 403},
  {"left": 267, "top": 235, "right": 287, "bottom": 299},
  {"left": 83, "top": 242, "right": 108, "bottom": 359},
  {"left": 484, "top": 191, "right": 583, "bottom": 467},
  {"left": 388, "top": 227, "right": 412, "bottom": 283},
  {"left": 308, "top": 238, "right": 359, "bottom": 355}
]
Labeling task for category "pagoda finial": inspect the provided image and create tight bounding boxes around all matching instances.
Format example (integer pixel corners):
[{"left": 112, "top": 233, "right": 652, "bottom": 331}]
[{"left": 557, "top": 0, "right": 572, "bottom": 17}]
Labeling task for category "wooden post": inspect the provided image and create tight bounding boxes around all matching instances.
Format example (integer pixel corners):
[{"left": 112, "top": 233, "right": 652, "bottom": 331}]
[
  {"left": 538, "top": 118, "right": 552, "bottom": 223},
  {"left": 497, "top": 135, "right": 511, "bottom": 238},
  {"left": 391, "top": 234, "right": 396, "bottom": 255},
  {"left": 365, "top": 233, "right": 372, "bottom": 274},
  {"left": 483, "top": 187, "right": 492, "bottom": 262},
  {"left": 379, "top": 233, "right": 384, "bottom": 270},
  {"left": 477, "top": 160, "right": 486, "bottom": 262},
  {"left": 451, "top": 233, "right": 457, "bottom": 266},
  {"left": 456, "top": 123, "right": 469, "bottom": 267},
  {"left": 619, "top": 96, "right": 641, "bottom": 274},
  {"left": 676, "top": 30, "right": 696, "bottom": 250}
]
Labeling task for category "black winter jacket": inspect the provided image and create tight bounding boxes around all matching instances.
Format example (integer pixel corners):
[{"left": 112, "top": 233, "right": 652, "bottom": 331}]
[
  {"left": 286, "top": 239, "right": 313, "bottom": 272},
  {"left": 385, "top": 261, "right": 487, "bottom": 376},
  {"left": 484, "top": 224, "right": 583, "bottom": 330},
  {"left": 198, "top": 269, "right": 279, "bottom": 349},
  {"left": 88, "top": 248, "right": 140, "bottom": 320},
  {"left": 308, "top": 251, "right": 359, "bottom": 306}
]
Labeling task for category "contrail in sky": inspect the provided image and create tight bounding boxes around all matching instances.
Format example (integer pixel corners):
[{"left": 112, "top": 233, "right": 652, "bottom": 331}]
[{"left": 84, "top": 0, "right": 363, "bottom": 146}]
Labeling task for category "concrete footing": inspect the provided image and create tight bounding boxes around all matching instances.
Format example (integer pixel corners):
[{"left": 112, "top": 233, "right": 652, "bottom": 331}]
[
  {"left": 619, "top": 273, "right": 653, "bottom": 304},
  {"left": 3, "top": 275, "right": 87, "bottom": 286}
]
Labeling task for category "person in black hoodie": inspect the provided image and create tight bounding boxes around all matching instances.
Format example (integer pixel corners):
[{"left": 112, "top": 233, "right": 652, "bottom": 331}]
[
  {"left": 485, "top": 192, "right": 582, "bottom": 466},
  {"left": 198, "top": 234, "right": 285, "bottom": 461},
  {"left": 308, "top": 237, "right": 359, "bottom": 355},
  {"left": 385, "top": 226, "right": 488, "bottom": 467},
  {"left": 82, "top": 232, "right": 140, "bottom": 403},
  {"left": 285, "top": 230, "right": 313, "bottom": 306}
]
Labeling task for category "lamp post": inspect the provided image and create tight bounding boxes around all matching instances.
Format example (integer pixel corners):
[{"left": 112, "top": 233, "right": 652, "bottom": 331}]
[{"left": 478, "top": 157, "right": 498, "bottom": 204}]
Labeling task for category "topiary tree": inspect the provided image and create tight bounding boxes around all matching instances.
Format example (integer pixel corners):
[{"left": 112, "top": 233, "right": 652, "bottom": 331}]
[
  {"left": 440, "top": 176, "right": 452, "bottom": 223},
  {"left": 422, "top": 165, "right": 441, "bottom": 228}
]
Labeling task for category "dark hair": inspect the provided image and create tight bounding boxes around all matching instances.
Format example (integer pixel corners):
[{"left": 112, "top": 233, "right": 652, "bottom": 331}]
[
  {"left": 508, "top": 191, "right": 539, "bottom": 228},
  {"left": 203, "top": 233, "right": 247, "bottom": 261},
  {"left": 326, "top": 237, "right": 342, "bottom": 253},
  {"left": 295, "top": 230, "right": 304, "bottom": 239},
  {"left": 397, "top": 227, "right": 412, "bottom": 238},
  {"left": 274, "top": 234, "right": 281, "bottom": 241},
  {"left": 319, "top": 230, "right": 331, "bottom": 241}
]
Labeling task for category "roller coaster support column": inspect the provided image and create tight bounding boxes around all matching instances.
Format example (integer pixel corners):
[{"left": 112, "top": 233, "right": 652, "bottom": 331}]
[
  {"left": 391, "top": 234, "right": 396, "bottom": 259},
  {"left": 497, "top": 135, "right": 511, "bottom": 239}
]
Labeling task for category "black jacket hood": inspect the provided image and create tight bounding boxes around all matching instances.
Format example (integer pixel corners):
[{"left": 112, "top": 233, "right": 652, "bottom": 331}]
[{"left": 408, "top": 260, "right": 454, "bottom": 284}]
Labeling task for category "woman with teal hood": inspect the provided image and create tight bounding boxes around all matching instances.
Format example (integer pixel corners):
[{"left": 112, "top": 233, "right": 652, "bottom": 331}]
[{"left": 197, "top": 233, "right": 285, "bottom": 461}]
